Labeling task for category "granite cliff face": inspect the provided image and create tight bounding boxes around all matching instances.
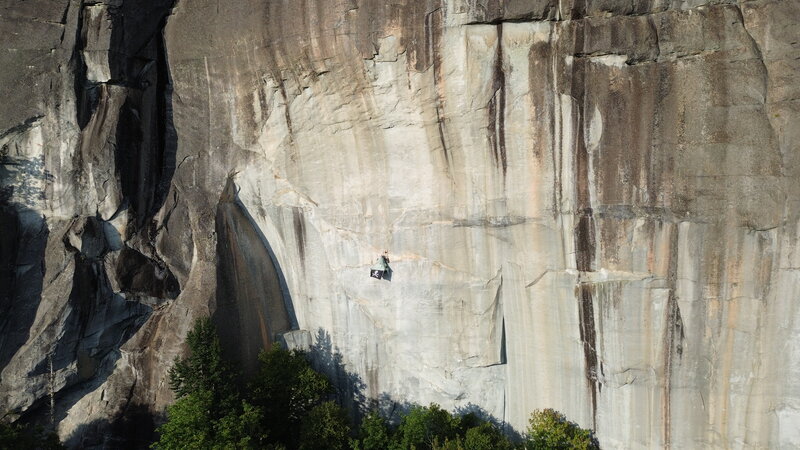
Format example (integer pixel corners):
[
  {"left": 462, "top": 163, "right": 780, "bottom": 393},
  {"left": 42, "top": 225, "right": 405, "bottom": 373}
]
[{"left": 1, "top": 0, "right": 799, "bottom": 448}]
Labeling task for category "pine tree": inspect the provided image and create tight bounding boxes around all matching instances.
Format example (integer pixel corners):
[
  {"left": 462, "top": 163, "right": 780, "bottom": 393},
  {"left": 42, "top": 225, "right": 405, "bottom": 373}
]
[
  {"left": 153, "top": 317, "right": 264, "bottom": 449},
  {"left": 249, "top": 343, "right": 332, "bottom": 447}
]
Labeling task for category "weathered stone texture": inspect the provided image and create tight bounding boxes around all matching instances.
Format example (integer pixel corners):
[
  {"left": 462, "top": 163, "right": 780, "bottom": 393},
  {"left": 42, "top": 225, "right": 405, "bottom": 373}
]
[{"left": 1, "top": 0, "right": 799, "bottom": 448}]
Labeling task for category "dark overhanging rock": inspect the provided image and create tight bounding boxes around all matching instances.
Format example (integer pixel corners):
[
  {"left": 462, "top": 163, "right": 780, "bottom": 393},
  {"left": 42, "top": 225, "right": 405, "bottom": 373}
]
[
  {"left": 109, "top": 0, "right": 178, "bottom": 229},
  {"left": 214, "top": 178, "right": 297, "bottom": 376}
]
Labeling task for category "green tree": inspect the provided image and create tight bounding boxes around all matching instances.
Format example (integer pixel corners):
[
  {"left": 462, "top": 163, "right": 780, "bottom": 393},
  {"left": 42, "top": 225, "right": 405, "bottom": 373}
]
[
  {"left": 153, "top": 390, "right": 215, "bottom": 449},
  {"left": 168, "top": 317, "right": 237, "bottom": 412},
  {"left": 525, "top": 409, "right": 598, "bottom": 450},
  {"left": 351, "top": 411, "right": 392, "bottom": 450},
  {"left": 431, "top": 437, "right": 465, "bottom": 450},
  {"left": 392, "top": 404, "right": 460, "bottom": 450},
  {"left": 428, "top": 418, "right": 515, "bottom": 450},
  {"left": 463, "top": 422, "right": 513, "bottom": 450},
  {"left": 0, "top": 421, "right": 64, "bottom": 450},
  {"left": 153, "top": 317, "right": 264, "bottom": 449},
  {"left": 298, "top": 401, "right": 350, "bottom": 450},
  {"left": 215, "top": 399, "right": 266, "bottom": 449},
  {"left": 250, "top": 344, "right": 331, "bottom": 447}
]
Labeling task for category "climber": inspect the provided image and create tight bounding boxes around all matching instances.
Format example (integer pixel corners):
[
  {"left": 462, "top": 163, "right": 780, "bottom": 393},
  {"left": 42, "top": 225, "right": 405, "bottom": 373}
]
[{"left": 369, "top": 250, "right": 391, "bottom": 280}]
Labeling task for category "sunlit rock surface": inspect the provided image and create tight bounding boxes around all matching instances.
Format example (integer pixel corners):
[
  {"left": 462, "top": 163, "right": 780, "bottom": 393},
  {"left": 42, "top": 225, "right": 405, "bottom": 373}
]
[{"left": 1, "top": 0, "right": 799, "bottom": 448}]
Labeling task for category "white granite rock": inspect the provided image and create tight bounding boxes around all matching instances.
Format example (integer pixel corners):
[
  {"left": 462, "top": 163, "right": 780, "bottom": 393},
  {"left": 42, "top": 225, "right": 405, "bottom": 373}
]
[{"left": 1, "top": 0, "right": 799, "bottom": 448}]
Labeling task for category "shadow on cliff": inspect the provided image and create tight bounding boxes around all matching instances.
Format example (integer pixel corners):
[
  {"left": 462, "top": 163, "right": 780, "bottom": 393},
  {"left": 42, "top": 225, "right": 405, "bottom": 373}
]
[
  {"left": 308, "top": 328, "right": 522, "bottom": 439},
  {"left": 309, "top": 329, "right": 367, "bottom": 420},
  {"left": 63, "top": 404, "right": 163, "bottom": 449},
  {"left": 0, "top": 186, "right": 48, "bottom": 373}
]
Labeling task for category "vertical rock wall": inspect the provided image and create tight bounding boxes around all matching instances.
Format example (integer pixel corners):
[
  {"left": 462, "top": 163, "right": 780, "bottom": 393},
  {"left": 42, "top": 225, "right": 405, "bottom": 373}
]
[{"left": 1, "top": 0, "right": 799, "bottom": 448}]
